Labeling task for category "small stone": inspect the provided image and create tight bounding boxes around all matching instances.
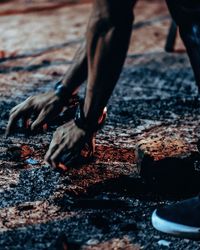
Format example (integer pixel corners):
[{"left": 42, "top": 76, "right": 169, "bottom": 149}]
[
  {"left": 158, "top": 240, "right": 171, "bottom": 247},
  {"left": 123, "top": 96, "right": 132, "bottom": 101},
  {"left": 86, "top": 239, "right": 99, "bottom": 246},
  {"left": 25, "top": 158, "right": 38, "bottom": 165}
]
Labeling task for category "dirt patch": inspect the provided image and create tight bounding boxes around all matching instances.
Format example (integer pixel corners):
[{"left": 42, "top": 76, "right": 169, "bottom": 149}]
[{"left": 0, "top": 1, "right": 200, "bottom": 249}]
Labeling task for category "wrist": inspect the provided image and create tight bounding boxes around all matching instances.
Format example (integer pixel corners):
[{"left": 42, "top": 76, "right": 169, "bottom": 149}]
[
  {"left": 74, "top": 102, "right": 107, "bottom": 133},
  {"left": 54, "top": 80, "right": 77, "bottom": 105}
]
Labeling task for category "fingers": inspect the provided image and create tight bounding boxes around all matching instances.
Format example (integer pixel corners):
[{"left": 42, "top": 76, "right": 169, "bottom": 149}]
[
  {"left": 10, "top": 103, "right": 23, "bottom": 114},
  {"left": 45, "top": 121, "right": 87, "bottom": 170},
  {"left": 45, "top": 141, "right": 80, "bottom": 170},
  {"left": 30, "top": 108, "right": 47, "bottom": 131},
  {"left": 6, "top": 107, "right": 28, "bottom": 136},
  {"left": 30, "top": 105, "right": 56, "bottom": 131},
  {"left": 6, "top": 98, "right": 34, "bottom": 136},
  {"left": 45, "top": 141, "right": 59, "bottom": 164},
  {"left": 48, "top": 144, "right": 67, "bottom": 168}
]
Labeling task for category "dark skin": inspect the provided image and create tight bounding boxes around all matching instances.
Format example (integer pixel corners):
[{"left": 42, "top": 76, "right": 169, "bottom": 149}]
[
  {"left": 6, "top": 0, "right": 200, "bottom": 169},
  {"left": 45, "top": 0, "right": 135, "bottom": 167},
  {"left": 6, "top": 0, "right": 136, "bottom": 168},
  {"left": 6, "top": 43, "right": 87, "bottom": 134}
]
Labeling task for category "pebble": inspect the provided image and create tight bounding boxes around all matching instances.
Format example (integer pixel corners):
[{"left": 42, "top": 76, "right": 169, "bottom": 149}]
[
  {"left": 86, "top": 239, "right": 99, "bottom": 246},
  {"left": 158, "top": 240, "right": 171, "bottom": 247},
  {"left": 25, "top": 158, "right": 39, "bottom": 165}
]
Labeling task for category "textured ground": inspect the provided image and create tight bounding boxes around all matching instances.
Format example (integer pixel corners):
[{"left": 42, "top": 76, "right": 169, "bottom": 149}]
[{"left": 0, "top": 0, "right": 200, "bottom": 249}]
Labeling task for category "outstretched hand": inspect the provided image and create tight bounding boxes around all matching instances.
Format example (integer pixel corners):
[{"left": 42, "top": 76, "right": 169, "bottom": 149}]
[
  {"left": 44, "top": 120, "right": 88, "bottom": 170},
  {"left": 6, "top": 92, "right": 65, "bottom": 136}
]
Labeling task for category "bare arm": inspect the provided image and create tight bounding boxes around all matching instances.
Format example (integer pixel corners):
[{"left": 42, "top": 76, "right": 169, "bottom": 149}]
[
  {"left": 45, "top": 0, "right": 135, "bottom": 167},
  {"left": 83, "top": 0, "right": 134, "bottom": 129},
  {"left": 61, "top": 42, "right": 87, "bottom": 96},
  {"left": 6, "top": 43, "right": 88, "bottom": 134}
]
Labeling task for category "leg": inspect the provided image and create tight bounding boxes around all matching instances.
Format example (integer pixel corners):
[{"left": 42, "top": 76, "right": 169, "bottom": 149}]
[
  {"left": 165, "top": 20, "right": 177, "bottom": 52},
  {"left": 152, "top": 1, "right": 200, "bottom": 238},
  {"left": 6, "top": 43, "right": 88, "bottom": 135},
  {"left": 166, "top": 0, "right": 200, "bottom": 92}
]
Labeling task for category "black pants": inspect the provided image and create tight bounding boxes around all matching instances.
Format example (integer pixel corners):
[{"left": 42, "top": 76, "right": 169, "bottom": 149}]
[
  {"left": 166, "top": 0, "right": 200, "bottom": 90},
  {"left": 131, "top": 0, "right": 200, "bottom": 90},
  {"left": 166, "top": 0, "right": 200, "bottom": 24}
]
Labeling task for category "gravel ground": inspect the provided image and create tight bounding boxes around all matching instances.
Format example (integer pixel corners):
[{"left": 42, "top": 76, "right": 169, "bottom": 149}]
[{"left": 1, "top": 1, "right": 200, "bottom": 249}]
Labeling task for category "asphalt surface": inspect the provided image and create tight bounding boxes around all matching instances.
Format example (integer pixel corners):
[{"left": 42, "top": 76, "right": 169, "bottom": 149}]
[{"left": 0, "top": 1, "right": 200, "bottom": 249}]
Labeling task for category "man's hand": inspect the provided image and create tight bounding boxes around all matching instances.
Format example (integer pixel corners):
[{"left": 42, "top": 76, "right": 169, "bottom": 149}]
[
  {"left": 45, "top": 120, "right": 87, "bottom": 169},
  {"left": 6, "top": 92, "right": 65, "bottom": 136}
]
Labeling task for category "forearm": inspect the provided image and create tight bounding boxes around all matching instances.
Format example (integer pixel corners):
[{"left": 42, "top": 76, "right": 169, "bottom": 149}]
[
  {"left": 61, "top": 43, "right": 88, "bottom": 96},
  {"left": 83, "top": 0, "right": 134, "bottom": 128}
]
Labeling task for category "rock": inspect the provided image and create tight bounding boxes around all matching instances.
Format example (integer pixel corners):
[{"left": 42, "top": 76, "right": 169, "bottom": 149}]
[
  {"left": 158, "top": 240, "right": 171, "bottom": 247},
  {"left": 135, "top": 125, "right": 200, "bottom": 193},
  {"left": 86, "top": 239, "right": 99, "bottom": 246},
  {"left": 25, "top": 158, "right": 39, "bottom": 165}
]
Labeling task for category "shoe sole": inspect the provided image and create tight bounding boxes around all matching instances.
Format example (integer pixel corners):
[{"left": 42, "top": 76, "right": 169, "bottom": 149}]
[{"left": 152, "top": 210, "right": 200, "bottom": 239}]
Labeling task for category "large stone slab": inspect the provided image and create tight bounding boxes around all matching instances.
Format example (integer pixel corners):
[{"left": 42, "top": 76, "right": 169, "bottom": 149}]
[{"left": 135, "top": 124, "right": 200, "bottom": 192}]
